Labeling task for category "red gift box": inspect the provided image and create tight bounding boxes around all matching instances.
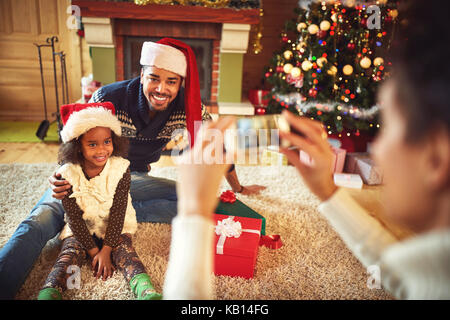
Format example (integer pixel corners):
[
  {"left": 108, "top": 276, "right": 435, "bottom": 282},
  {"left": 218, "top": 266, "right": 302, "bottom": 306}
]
[{"left": 213, "top": 214, "right": 262, "bottom": 279}]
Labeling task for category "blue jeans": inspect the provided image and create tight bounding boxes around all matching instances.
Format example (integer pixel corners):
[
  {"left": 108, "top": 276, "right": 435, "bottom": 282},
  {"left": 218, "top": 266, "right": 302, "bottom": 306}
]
[{"left": 0, "top": 171, "right": 177, "bottom": 299}]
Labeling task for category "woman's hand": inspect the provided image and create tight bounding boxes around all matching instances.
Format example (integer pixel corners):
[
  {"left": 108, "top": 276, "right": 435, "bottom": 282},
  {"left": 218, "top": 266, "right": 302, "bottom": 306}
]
[
  {"left": 176, "top": 117, "right": 236, "bottom": 218},
  {"left": 279, "top": 110, "right": 338, "bottom": 201},
  {"left": 91, "top": 246, "right": 115, "bottom": 281}
]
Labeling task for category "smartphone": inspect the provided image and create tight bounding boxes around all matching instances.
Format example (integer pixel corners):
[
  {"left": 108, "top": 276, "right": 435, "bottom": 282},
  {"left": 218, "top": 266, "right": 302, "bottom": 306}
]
[{"left": 224, "top": 114, "right": 303, "bottom": 151}]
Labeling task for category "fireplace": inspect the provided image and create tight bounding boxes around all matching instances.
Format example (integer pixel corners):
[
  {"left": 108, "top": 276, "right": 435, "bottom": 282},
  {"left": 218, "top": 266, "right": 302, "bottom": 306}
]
[
  {"left": 124, "top": 36, "right": 213, "bottom": 102},
  {"left": 75, "top": 0, "right": 259, "bottom": 114}
]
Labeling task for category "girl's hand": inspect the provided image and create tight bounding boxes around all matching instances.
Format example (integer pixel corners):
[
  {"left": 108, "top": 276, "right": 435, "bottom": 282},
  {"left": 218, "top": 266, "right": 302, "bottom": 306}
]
[
  {"left": 87, "top": 246, "right": 99, "bottom": 259},
  {"left": 91, "top": 246, "right": 115, "bottom": 281},
  {"left": 176, "top": 117, "right": 236, "bottom": 218},
  {"left": 279, "top": 110, "right": 338, "bottom": 202}
]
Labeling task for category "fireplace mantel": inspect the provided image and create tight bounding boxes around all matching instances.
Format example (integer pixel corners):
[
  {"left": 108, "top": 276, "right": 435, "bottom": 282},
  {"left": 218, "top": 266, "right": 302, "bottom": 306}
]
[{"left": 72, "top": 0, "right": 260, "bottom": 25}]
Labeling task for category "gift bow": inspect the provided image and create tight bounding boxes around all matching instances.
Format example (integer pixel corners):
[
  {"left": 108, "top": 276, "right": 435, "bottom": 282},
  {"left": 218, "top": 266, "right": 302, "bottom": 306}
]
[
  {"left": 220, "top": 190, "right": 236, "bottom": 203},
  {"left": 215, "top": 216, "right": 260, "bottom": 255}
]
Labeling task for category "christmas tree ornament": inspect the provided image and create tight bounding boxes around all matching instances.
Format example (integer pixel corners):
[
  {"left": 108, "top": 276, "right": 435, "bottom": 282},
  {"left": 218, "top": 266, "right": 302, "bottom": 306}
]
[
  {"left": 347, "top": 42, "right": 355, "bottom": 50},
  {"left": 283, "top": 50, "right": 293, "bottom": 60},
  {"left": 308, "top": 24, "right": 319, "bottom": 35},
  {"left": 308, "top": 88, "right": 318, "bottom": 98},
  {"left": 373, "top": 57, "right": 384, "bottom": 66},
  {"left": 389, "top": 9, "right": 398, "bottom": 19},
  {"left": 343, "top": 64, "right": 353, "bottom": 75},
  {"left": 283, "top": 63, "right": 294, "bottom": 74},
  {"left": 290, "top": 67, "right": 302, "bottom": 78},
  {"left": 301, "top": 60, "right": 313, "bottom": 71},
  {"left": 360, "top": 57, "right": 372, "bottom": 69},
  {"left": 297, "top": 22, "right": 307, "bottom": 32},
  {"left": 296, "top": 41, "right": 307, "bottom": 51},
  {"left": 320, "top": 20, "right": 331, "bottom": 31},
  {"left": 317, "top": 57, "right": 327, "bottom": 68},
  {"left": 327, "top": 65, "right": 338, "bottom": 75}
]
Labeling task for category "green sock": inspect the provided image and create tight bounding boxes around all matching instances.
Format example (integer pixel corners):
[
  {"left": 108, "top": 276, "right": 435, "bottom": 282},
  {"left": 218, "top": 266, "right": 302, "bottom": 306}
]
[
  {"left": 129, "top": 273, "right": 162, "bottom": 300},
  {"left": 37, "top": 288, "right": 62, "bottom": 300}
]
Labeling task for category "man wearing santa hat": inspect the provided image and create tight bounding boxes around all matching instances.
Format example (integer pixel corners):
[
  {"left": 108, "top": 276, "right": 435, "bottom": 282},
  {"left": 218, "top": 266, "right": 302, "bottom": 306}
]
[{"left": 0, "top": 38, "right": 265, "bottom": 299}]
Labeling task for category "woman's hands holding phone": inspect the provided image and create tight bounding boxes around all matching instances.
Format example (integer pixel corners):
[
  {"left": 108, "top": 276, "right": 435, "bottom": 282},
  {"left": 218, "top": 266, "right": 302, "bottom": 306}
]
[{"left": 279, "top": 111, "right": 338, "bottom": 201}]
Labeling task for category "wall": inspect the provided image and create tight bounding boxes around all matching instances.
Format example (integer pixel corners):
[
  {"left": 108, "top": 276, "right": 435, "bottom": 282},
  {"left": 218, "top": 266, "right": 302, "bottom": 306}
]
[
  {"left": 0, "top": 0, "right": 87, "bottom": 121},
  {"left": 242, "top": 0, "right": 299, "bottom": 100}
]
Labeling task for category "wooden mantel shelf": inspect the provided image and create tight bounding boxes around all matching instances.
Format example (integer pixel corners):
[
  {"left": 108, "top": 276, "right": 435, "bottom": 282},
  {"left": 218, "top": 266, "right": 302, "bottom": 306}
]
[{"left": 72, "top": 0, "right": 260, "bottom": 24}]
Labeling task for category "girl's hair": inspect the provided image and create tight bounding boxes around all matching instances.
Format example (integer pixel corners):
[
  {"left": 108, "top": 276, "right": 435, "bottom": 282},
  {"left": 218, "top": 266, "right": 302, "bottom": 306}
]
[
  {"left": 57, "top": 130, "right": 129, "bottom": 166},
  {"left": 388, "top": 0, "right": 450, "bottom": 142}
]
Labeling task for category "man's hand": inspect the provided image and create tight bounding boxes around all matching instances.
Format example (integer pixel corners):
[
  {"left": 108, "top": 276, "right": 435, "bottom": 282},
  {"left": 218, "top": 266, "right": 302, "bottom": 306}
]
[
  {"left": 91, "top": 246, "right": 115, "bottom": 281},
  {"left": 48, "top": 172, "right": 72, "bottom": 200},
  {"left": 239, "top": 185, "right": 266, "bottom": 196}
]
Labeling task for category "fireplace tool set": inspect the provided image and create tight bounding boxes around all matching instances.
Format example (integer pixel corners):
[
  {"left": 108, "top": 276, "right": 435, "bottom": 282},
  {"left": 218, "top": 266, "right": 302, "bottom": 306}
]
[{"left": 34, "top": 36, "right": 69, "bottom": 141}]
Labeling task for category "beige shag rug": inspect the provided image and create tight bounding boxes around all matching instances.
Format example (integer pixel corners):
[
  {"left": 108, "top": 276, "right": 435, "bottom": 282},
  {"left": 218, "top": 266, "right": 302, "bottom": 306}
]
[{"left": 0, "top": 163, "right": 393, "bottom": 300}]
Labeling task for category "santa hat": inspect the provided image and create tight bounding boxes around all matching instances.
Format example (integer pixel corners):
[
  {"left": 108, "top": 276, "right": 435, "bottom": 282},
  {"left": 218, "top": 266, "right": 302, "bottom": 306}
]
[
  {"left": 140, "top": 38, "right": 202, "bottom": 146},
  {"left": 60, "top": 102, "right": 122, "bottom": 143}
]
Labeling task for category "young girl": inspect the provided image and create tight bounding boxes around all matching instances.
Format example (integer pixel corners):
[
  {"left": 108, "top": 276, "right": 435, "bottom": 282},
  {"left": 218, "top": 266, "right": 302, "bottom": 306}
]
[{"left": 38, "top": 102, "right": 161, "bottom": 300}]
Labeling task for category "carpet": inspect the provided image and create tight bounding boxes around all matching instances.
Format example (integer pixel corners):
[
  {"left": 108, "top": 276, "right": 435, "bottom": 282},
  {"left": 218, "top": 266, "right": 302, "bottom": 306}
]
[
  {"left": 0, "top": 121, "right": 59, "bottom": 142},
  {"left": 0, "top": 163, "right": 393, "bottom": 300}
]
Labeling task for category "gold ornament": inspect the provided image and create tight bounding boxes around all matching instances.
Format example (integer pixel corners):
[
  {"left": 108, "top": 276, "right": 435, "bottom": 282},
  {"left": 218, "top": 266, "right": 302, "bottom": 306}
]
[
  {"left": 331, "top": 13, "right": 338, "bottom": 23},
  {"left": 389, "top": 9, "right": 399, "bottom": 19},
  {"left": 360, "top": 57, "right": 372, "bottom": 69},
  {"left": 290, "top": 67, "right": 302, "bottom": 78},
  {"left": 283, "top": 50, "right": 293, "bottom": 60},
  {"left": 296, "top": 42, "right": 307, "bottom": 51},
  {"left": 327, "top": 65, "right": 338, "bottom": 76},
  {"left": 317, "top": 57, "right": 327, "bottom": 68},
  {"left": 343, "top": 65, "right": 353, "bottom": 75},
  {"left": 320, "top": 20, "right": 331, "bottom": 31},
  {"left": 344, "top": 0, "right": 356, "bottom": 7},
  {"left": 308, "top": 24, "right": 319, "bottom": 35},
  {"left": 297, "top": 22, "right": 307, "bottom": 32},
  {"left": 283, "top": 63, "right": 294, "bottom": 74},
  {"left": 373, "top": 57, "right": 384, "bottom": 66},
  {"left": 301, "top": 60, "right": 313, "bottom": 71}
]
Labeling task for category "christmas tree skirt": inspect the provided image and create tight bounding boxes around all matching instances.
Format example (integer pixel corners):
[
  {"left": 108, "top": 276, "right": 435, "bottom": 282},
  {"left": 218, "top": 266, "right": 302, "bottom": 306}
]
[{"left": 1, "top": 164, "right": 393, "bottom": 300}]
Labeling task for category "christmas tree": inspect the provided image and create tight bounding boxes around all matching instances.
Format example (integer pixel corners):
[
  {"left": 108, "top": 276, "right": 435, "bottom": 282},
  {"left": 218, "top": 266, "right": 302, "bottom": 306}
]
[{"left": 264, "top": 0, "right": 399, "bottom": 136}]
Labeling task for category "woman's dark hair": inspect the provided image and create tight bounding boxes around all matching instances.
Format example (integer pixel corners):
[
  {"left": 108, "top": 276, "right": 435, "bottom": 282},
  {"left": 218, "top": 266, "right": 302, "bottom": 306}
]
[
  {"left": 388, "top": 0, "right": 450, "bottom": 142},
  {"left": 58, "top": 130, "right": 129, "bottom": 166}
]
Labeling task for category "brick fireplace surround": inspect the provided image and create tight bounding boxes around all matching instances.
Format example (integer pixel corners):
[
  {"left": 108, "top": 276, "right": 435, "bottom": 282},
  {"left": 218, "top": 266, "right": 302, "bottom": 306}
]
[{"left": 73, "top": 0, "right": 260, "bottom": 115}]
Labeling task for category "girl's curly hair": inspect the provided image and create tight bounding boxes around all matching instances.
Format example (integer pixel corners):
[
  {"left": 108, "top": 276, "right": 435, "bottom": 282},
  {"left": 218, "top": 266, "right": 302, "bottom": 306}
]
[{"left": 57, "top": 130, "right": 129, "bottom": 166}]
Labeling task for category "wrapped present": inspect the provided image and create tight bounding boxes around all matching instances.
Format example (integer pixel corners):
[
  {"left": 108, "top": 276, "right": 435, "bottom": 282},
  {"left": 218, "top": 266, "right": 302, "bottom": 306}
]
[
  {"left": 215, "top": 198, "right": 266, "bottom": 235},
  {"left": 334, "top": 173, "right": 363, "bottom": 189},
  {"left": 261, "top": 146, "right": 288, "bottom": 166},
  {"left": 213, "top": 214, "right": 262, "bottom": 279},
  {"left": 300, "top": 146, "right": 346, "bottom": 173},
  {"left": 345, "top": 153, "right": 383, "bottom": 185},
  {"left": 248, "top": 89, "right": 270, "bottom": 107}
]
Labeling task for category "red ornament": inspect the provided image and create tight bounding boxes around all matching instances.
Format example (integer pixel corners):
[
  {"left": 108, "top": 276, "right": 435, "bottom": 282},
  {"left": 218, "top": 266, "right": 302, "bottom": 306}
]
[
  {"left": 308, "top": 88, "right": 318, "bottom": 98},
  {"left": 361, "top": 18, "right": 367, "bottom": 27},
  {"left": 347, "top": 42, "right": 355, "bottom": 50},
  {"left": 276, "top": 66, "right": 284, "bottom": 73},
  {"left": 318, "top": 30, "right": 327, "bottom": 39},
  {"left": 265, "top": 72, "right": 271, "bottom": 78},
  {"left": 255, "top": 107, "right": 266, "bottom": 115},
  {"left": 282, "top": 36, "right": 289, "bottom": 42},
  {"left": 220, "top": 190, "right": 236, "bottom": 204}
]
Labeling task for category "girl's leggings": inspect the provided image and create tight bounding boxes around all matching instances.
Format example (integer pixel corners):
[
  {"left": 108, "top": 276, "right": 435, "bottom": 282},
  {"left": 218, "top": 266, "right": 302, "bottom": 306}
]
[{"left": 41, "top": 233, "right": 146, "bottom": 293}]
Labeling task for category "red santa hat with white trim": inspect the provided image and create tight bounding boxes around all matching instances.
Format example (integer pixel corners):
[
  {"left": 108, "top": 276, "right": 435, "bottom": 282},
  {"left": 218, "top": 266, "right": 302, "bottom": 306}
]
[
  {"left": 140, "top": 38, "right": 202, "bottom": 146},
  {"left": 60, "top": 102, "right": 122, "bottom": 143}
]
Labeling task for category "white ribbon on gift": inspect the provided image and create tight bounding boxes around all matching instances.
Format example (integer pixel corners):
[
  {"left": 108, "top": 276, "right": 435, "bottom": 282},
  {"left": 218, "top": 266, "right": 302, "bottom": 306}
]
[{"left": 215, "top": 216, "right": 261, "bottom": 255}]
